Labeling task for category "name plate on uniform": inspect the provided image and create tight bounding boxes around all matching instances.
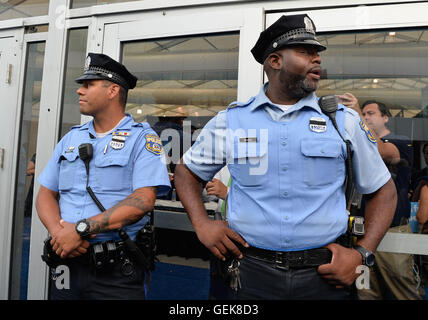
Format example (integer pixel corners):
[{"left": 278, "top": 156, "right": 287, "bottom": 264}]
[
  {"left": 110, "top": 136, "right": 126, "bottom": 149},
  {"left": 239, "top": 137, "right": 258, "bottom": 143}
]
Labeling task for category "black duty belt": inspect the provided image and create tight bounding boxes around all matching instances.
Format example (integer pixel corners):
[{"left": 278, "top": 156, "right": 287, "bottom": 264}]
[
  {"left": 43, "top": 238, "right": 128, "bottom": 269},
  {"left": 243, "top": 246, "right": 332, "bottom": 269}
]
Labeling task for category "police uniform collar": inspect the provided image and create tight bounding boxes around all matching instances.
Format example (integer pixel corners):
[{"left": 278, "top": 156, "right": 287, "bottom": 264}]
[
  {"left": 251, "top": 83, "right": 323, "bottom": 114},
  {"left": 114, "top": 113, "right": 134, "bottom": 131},
  {"left": 250, "top": 83, "right": 275, "bottom": 112},
  {"left": 75, "top": 121, "right": 91, "bottom": 131},
  {"left": 76, "top": 114, "right": 134, "bottom": 136}
]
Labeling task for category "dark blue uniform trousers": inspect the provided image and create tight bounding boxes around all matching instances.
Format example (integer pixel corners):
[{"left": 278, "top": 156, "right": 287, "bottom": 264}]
[
  {"left": 212, "top": 255, "right": 355, "bottom": 300},
  {"left": 49, "top": 259, "right": 146, "bottom": 300}
]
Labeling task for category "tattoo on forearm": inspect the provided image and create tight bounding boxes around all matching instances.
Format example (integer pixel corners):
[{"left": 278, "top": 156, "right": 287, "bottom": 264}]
[{"left": 88, "top": 187, "right": 156, "bottom": 234}]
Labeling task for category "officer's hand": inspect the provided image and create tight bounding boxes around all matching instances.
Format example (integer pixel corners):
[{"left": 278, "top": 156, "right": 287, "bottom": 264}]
[
  {"left": 317, "top": 243, "right": 363, "bottom": 288},
  {"left": 67, "top": 241, "right": 91, "bottom": 258},
  {"left": 195, "top": 219, "right": 249, "bottom": 261},
  {"left": 51, "top": 221, "right": 85, "bottom": 259},
  {"left": 206, "top": 179, "right": 228, "bottom": 200}
]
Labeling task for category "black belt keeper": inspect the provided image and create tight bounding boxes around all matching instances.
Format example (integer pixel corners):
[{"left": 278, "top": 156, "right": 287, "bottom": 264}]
[{"left": 243, "top": 246, "right": 332, "bottom": 269}]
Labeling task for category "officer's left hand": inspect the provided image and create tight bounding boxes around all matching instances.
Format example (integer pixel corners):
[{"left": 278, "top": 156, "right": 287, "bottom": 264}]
[
  {"left": 51, "top": 221, "right": 90, "bottom": 259},
  {"left": 317, "top": 243, "right": 363, "bottom": 288}
]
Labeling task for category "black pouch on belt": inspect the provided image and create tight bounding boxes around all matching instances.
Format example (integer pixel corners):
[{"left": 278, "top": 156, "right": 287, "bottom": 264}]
[{"left": 41, "top": 237, "right": 63, "bottom": 269}]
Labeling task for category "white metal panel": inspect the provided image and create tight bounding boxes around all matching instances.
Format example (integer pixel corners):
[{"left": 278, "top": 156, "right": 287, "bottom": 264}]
[
  {"left": 108, "top": 8, "right": 244, "bottom": 44},
  {"left": 0, "top": 28, "right": 24, "bottom": 299},
  {"left": 266, "top": 2, "right": 428, "bottom": 30},
  {"left": 377, "top": 232, "right": 428, "bottom": 255},
  {"left": 0, "top": 15, "right": 49, "bottom": 31},
  {"left": 66, "top": 0, "right": 424, "bottom": 19},
  {"left": 237, "top": 7, "right": 264, "bottom": 102}
]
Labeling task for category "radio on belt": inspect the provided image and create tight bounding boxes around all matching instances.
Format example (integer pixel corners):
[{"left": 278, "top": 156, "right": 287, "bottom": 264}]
[{"left": 350, "top": 216, "right": 365, "bottom": 237}]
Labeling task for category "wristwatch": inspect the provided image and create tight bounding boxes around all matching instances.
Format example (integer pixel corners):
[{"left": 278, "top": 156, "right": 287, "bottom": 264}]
[
  {"left": 75, "top": 219, "right": 91, "bottom": 239},
  {"left": 354, "top": 245, "right": 375, "bottom": 267}
]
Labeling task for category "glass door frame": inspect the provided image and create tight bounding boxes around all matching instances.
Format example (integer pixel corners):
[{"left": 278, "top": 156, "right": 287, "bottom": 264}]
[
  {"left": 0, "top": 27, "right": 25, "bottom": 299},
  {"left": 8, "top": 31, "right": 48, "bottom": 300}
]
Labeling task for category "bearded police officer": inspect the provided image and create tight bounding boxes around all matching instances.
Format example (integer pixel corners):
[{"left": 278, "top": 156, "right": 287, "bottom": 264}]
[
  {"left": 36, "top": 53, "right": 170, "bottom": 300},
  {"left": 174, "top": 14, "right": 397, "bottom": 299}
]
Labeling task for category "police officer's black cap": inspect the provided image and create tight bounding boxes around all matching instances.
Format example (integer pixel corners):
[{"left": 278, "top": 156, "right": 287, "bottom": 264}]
[
  {"left": 251, "top": 14, "right": 326, "bottom": 64},
  {"left": 75, "top": 53, "right": 138, "bottom": 90}
]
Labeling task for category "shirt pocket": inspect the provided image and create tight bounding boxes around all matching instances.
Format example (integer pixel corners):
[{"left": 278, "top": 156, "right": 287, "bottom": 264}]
[
  {"left": 94, "top": 155, "right": 131, "bottom": 191},
  {"left": 301, "top": 138, "right": 343, "bottom": 187},
  {"left": 58, "top": 151, "right": 79, "bottom": 191},
  {"left": 228, "top": 142, "right": 268, "bottom": 187}
]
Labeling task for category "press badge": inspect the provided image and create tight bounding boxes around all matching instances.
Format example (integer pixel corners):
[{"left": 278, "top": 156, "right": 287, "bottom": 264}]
[
  {"left": 110, "top": 136, "right": 126, "bottom": 150},
  {"left": 309, "top": 117, "right": 327, "bottom": 133}
]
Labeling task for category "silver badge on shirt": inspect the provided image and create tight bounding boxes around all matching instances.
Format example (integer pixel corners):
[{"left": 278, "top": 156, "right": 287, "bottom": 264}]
[
  {"left": 110, "top": 136, "right": 126, "bottom": 150},
  {"left": 309, "top": 117, "right": 327, "bottom": 133}
]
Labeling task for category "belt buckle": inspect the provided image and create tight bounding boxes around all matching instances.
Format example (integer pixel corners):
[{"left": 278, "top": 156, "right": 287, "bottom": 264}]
[{"left": 274, "top": 252, "right": 289, "bottom": 270}]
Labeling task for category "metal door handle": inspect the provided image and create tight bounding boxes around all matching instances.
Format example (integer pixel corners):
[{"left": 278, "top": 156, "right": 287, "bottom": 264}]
[{"left": 0, "top": 148, "right": 4, "bottom": 169}]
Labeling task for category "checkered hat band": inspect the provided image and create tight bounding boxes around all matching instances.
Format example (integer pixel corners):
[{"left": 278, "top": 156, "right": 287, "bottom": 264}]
[
  {"left": 272, "top": 28, "right": 317, "bottom": 47},
  {"left": 88, "top": 66, "right": 129, "bottom": 89}
]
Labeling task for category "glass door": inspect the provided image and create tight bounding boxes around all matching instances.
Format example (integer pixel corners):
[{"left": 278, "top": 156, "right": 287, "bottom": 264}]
[
  {"left": 9, "top": 39, "right": 46, "bottom": 300},
  {"left": 0, "top": 28, "right": 23, "bottom": 299}
]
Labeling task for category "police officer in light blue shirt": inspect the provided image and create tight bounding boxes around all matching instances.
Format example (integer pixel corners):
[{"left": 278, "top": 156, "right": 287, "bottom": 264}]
[
  {"left": 175, "top": 14, "right": 397, "bottom": 300},
  {"left": 36, "top": 53, "right": 170, "bottom": 300}
]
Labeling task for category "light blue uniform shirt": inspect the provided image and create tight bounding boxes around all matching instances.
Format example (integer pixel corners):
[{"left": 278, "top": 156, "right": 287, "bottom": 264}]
[
  {"left": 38, "top": 114, "right": 171, "bottom": 242},
  {"left": 183, "top": 84, "right": 391, "bottom": 251}
]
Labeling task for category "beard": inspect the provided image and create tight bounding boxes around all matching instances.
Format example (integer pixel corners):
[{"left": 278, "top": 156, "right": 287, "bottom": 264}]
[{"left": 279, "top": 69, "right": 319, "bottom": 100}]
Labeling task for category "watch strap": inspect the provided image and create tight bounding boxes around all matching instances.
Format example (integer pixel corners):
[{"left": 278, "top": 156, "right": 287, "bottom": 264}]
[{"left": 354, "top": 245, "right": 375, "bottom": 267}]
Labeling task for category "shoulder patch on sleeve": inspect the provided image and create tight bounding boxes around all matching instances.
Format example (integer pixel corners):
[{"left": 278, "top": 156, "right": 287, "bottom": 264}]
[
  {"left": 145, "top": 133, "right": 163, "bottom": 155},
  {"left": 359, "top": 119, "right": 377, "bottom": 144}
]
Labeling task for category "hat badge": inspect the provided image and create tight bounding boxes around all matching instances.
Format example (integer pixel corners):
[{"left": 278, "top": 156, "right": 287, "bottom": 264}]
[
  {"left": 304, "top": 16, "right": 314, "bottom": 33},
  {"left": 84, "top": 56, "right": 91, "bottom": 71}
]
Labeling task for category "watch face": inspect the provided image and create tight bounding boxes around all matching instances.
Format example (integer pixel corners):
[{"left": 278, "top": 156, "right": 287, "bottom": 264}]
[
  {"left": 365, "top": 253, "right": 375, "bottom": 267},
  {"left": 77, "top": 222, "right": 88, "bottom": 233}
]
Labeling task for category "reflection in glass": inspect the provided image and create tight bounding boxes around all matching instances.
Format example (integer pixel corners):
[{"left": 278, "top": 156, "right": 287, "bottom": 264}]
[
  {"left": 317, "top": 29, "right": 428, "bottom": 171},
  {"left": 59, "top": 28, "right": 88, "bottom": 139},
  {"left": 318, "top": 30, "right": 428, "bottom": 120},
  {"left": 24, "top": 24, "right": 49, "bottom": 34},
  {"left": 122, "top": 33, "right": 238, "bottom": 125},
  {"left": 71, "top": 0, "right": 141, "bottom": 9},
  {"left": 122, "top": 33, "right": 238, "bottom": 202},
  {"left": 0, "top": 0, "right": 49, "bottom": 21},
  {"left": 10, "top": 42, "right": 45, "bottom": 300}
]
